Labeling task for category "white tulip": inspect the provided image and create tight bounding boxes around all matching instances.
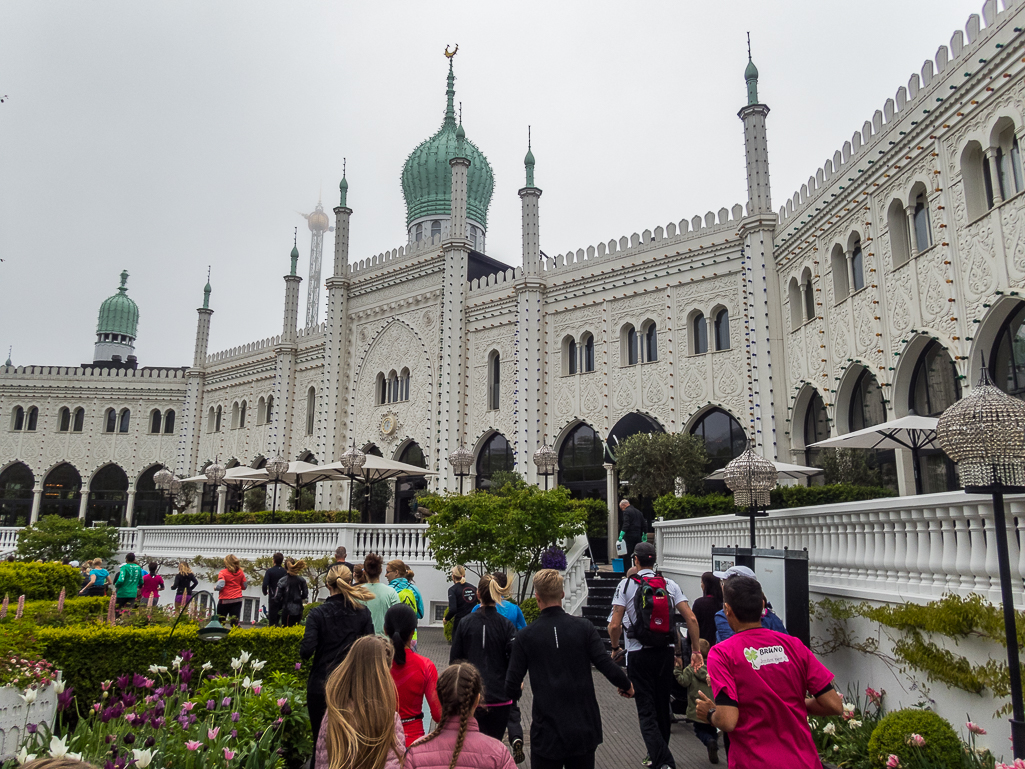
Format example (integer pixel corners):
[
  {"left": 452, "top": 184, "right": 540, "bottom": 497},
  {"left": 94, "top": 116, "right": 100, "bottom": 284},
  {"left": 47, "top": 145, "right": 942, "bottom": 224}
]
[
  {"left": 53, "top": 679, "right": 65, "bottom": 695},
  {"left": 148, "top": 664, "right": 161, "bottom": 675},
  {"left": 843, "top": 702, "right": 856, "bottom": 714},
  {"left": 172, "top": 656, "right": 183, "bottom": 670},
  {"left": 132, "top": 748, "right": 155, "bottom": 767},
  {"left": 823, "top": 722, "right": 836, "bottom": 735},
  {"left": 201, "top": 661, "right": 213, "bottom": 671},
  {"left": 239, "top": 651, "right": 251, "bottom": 664},
  {"left": 230, "top": 657, "right": 243, "bottom": 671},
  {"left": 48, "top": 734, "right": 70, "bottom": 759},
  {"left": 242, "top": 676, "right": 252, "bottom": 689},
  {"left": 16, "top": 746, "right": 36, "bottom": 765},
  {"left": 251, "top": 660, "right": 266, "bottom": 672},
  {"left": 19, "top": 688, "right": 38, "bottom": 705},
  {"left": 849, "top": 719, "right": 863, "bottom": 729}
]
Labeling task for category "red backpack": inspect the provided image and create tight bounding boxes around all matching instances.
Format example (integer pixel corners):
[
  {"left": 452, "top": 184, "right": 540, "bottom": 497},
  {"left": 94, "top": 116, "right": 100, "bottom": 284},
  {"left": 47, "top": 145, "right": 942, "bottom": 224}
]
[{"left": 627, "top": 573, "right": 672, "bottom": 647}]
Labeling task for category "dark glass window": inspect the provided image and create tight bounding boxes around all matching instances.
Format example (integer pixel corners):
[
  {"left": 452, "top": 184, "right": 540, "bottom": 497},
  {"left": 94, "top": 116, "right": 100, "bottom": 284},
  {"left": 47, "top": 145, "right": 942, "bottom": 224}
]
[
  {"left": 851, "top": 243, "right": 865, "bottom": 292},
  {"left": 214, "top": 406, "right": 222, "bottom": 432},
  {"left": 150, "top": 410, "right": 162, "bottom": 434},
  {"left": 105, "top": 409, "right": 117, "bottom": 433},
  {"left": 163, "top": 410, "right": 175, "bottom": 433},
  {"left": 118, "top": 409, "right": 130, "bottom": 433},
  {"left": 59, "top": 408, "right": 71, "bottom": 432},
  {"left": 913, "top": 194, "right": 932, "bottom": 251},
  {"left": 26, "top": 407, "right": 37, "bottom": 431},
  {"left": 714, "top": 310, "right": 730, "bottom": 351},
  {"left": 489, "top": 354, "right": 500, "bottom": 409},
  {"left": 431, "top": 220, "right": 441, "bottom": 239},
  {"left": 693, "top": 315, "right": 708, "bottom": 354},
  {"left": 804, "top": 279, "right": 815, "bottom": 320},
  {"left": 475, "top": 433, "right": 516, "bottom": 490},
  {"left": 568, "top": 340, "right": 577, "bottom": 375},
  {"left": 266, "top": 396, "right": 273, "bottom": 422},
  {"left": 72, "top": 408, "right": 84, "bottom": 432},
  {"left": 0, "top": 462, "right": 34, "bottom": 527},
  {"left": 645, "top": 324, "right": 658, "bottom": 362},
  {"left": 803, "top": 392, "right": 829, "bottom": 467},
  {"left": 12, "top": 407, "right": 23, "bottom": 431},
  {"left": 689, "top": 408, "right": 747, "bottom": 471},
  {"left": 558, "top": 423, "right": 606, "bottom": 486},
  {"left": 239, "top": 402, "right": 246, "bottom": 429},
  {"left": 849, "top": 369, "right": 887, "bottom": 431},
  {"left": 583, "top": 335, "right": 595, "bottom": 372},
  {"left": 626, "top": 327, "right": 638, "bottom": 365},
  {"left": 990, "top": 304, "right": 1025, "bottom": 400},
  {"left": 41, "top": 463, "right": 82, "bottom": 519},
  {"left": 911, "top": 340, "right": 961, "bottom": 417}
]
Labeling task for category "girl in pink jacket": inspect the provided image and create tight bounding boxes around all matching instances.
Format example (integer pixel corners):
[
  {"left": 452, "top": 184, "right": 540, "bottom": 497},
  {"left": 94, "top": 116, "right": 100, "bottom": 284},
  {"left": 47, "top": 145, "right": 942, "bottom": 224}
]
[{"left": 406, "top": 662, "right": 515, "bottom": 769}]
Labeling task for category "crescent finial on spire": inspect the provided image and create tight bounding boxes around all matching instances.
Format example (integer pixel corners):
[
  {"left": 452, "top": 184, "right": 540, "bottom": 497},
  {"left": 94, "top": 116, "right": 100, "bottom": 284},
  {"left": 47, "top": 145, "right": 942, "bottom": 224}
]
[{"left": 445, "top": 44, "right": 458, "bottom": 58}]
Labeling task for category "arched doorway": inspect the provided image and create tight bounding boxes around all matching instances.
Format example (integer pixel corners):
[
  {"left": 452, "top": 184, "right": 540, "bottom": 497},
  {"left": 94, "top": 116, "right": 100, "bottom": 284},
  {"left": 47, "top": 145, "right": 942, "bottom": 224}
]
[
  {"left": 608, "top": 412, "right": 666, "bottom": 540},
  {"left": 134, "top": 466, "right": 167, "bottom": 527},
  {"left": 990, "top": 303, "right": 1025, "bottom": 399},
  {"left": 802, "top": 392, "right": 829, "bottom": 469},
  {"left": 847, "top": 368, "right": 898, "bottom": 489},
  {"left": 0, "top": 463, "right": 34, "bottom": 527},
  {"left": 558, "top": 423, "right": 606, "bottom": 498},
  {"left": 87, "top": 465, "right": 129, "bottom": 526},
  {"left": 357, "top": 444, "right": 390, "bottom": 524},
  {"left": 910, "top": 340, "right": 962, "bottom": 493},
  {"left": 475, "top": 433, "right": 515, "bottom": 490},
  {"left": 41, "top": 463, "right": 82, "bottom": 519},
  {"left": 395, "top": 442, "right": 428, "bottom": 524},
  {"left": 689, "top": 408, "right": 747, "bottom": 472}
]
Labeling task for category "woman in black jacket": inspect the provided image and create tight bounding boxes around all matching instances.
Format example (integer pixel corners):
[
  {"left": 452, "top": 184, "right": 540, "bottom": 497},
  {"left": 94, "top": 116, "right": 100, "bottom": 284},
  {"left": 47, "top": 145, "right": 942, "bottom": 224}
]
[
  {"left": 690, "top": 571, "right": 724, "bottom": 648},
  {"left": 444, "top": 565, "right": 478, "bottom": 636},
  {"left": 299, "top": 563, "right": 375, "bottom": 758},
  {"left": 170, "top": 562, "right": 199, "bottom": 607},
  {"left": 449, "top": 573, "right": 517, "bottom": 740},
  {"left": 275, "top": 558, "right": 310, "bottom": 627}
]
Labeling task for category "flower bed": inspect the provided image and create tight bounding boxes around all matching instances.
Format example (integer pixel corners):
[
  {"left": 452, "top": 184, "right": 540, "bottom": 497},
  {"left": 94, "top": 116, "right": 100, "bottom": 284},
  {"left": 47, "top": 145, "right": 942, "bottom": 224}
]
[{"left": 4, "top": 648, "right": 310, "bottom": 768}]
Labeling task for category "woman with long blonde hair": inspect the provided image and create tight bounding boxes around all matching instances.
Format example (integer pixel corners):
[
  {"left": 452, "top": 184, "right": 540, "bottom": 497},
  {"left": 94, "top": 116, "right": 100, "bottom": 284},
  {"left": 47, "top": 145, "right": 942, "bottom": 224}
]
[
  {"left": 215, "top": 553, "right": 247, "bottom": 622},
  {"left": 405, "top": 662, "right": 515, "bottom": 769},
  {"left": 171, "top": 561, "right": 199, "bottom": 607},
  {"left": 302, "top": 564, "right": 376, "bottom": 761},
  {"left": 275, "top": 557, "right": 310, "bottom": 627},
  {"left": 316, "top": 634, "right": 405, "bottom": 769}
]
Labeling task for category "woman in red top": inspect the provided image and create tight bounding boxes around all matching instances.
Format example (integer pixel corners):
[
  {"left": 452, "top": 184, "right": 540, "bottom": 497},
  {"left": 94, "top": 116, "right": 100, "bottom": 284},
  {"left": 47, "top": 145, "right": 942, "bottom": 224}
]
[
  {"left": 216, "top": 554, "right": 248, "bottom": 623},
  {"left": 385, "top": 603, "right": 441, "bottom": 746}
]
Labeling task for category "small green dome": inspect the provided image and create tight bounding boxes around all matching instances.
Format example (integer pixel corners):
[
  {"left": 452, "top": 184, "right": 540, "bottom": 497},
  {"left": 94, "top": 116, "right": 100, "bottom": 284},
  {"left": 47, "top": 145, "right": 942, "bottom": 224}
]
[
  {"left": 96, "top": 270, "right": 139, "bottom": 338},
  {"left": 745, "top": 59, "right": 758, "bottom": 80},
  {"left": 290, "top": 244, "right": 300, "bottom": 259},
  {"left": 401, "top": 59, "right": 494, "bottom": 229}
]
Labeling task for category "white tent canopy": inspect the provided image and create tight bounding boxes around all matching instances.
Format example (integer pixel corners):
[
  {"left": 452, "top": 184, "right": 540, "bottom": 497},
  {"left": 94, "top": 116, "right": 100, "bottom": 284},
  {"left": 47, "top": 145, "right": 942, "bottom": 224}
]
[{"left": 705, "top": 460, "right": 823, "bottom": 482}]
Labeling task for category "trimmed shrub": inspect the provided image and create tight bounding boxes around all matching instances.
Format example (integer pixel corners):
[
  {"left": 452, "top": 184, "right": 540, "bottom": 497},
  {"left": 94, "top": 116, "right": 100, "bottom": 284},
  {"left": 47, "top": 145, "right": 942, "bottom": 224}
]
[
  {"left": 654, "top": 484, "right": 898, "bottom": 521},
  {"left": 301, "top": 601, "right": 322, "bottom": 621},
  {"left": 37, "top": 624, "right": 306, "bottom": 704},
  {"left": 443, "top": 618, "right": 453, "bottom": 643},
  {"left": 0, "top": 595, "right": 110, "bottom": 626},
  {"left": 165, "top": 509, "right": 361, "bottom": 526},
  {"left": 15, "top": 516, "right": 120, "bottom": 562},
  {"left": 866, "top": 708, "right": 961, "bottom": 768},
  {"left": 0, "top": 562, "right": 82, "bottom": 600},
  {"left": 521, "top": 597, "right": 539, "bottom": 625}
]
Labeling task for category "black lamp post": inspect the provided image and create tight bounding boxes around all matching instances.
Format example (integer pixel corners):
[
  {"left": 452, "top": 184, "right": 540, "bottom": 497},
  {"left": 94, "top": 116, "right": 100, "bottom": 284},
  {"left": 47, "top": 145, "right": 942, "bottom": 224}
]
[
  {"left": 937, "top": 365, "right": 1025, "bottom": 758},
  {"left": 449, "top": 446, "right": 473, "bottom": 494},
  {"left": 204, "top": 460, "right": 226, "bottom": 524},
  {"left": 266, "top": 455, "right": 288, "bottom": 524},
  {"left": 533, "top": 444, "right": 558, "bottom": 491}
]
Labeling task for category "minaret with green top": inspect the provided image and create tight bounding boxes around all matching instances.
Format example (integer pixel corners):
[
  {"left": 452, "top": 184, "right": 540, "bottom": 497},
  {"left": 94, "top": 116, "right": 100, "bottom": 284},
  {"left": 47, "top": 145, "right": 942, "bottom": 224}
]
[
  {"left": 274, "top": 234, "right": 304, "bottom": 467},
  {"left": 739, "top": 34, "right": 771, "bottom": 216},
  {"left": 93, "top": 269, "right": 139, "bottom": 364}
]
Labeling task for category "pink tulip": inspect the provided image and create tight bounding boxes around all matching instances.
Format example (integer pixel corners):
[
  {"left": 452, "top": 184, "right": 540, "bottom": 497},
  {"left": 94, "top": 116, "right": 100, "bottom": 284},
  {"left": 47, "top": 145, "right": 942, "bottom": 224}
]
[
  {"left": 185, "top": 740, "right": 202, "bottom": 751},
  {"left": 886, "top": 756, "right": 900, "bottom": 769},
  {"left": 181, "top": 702, "right": 196, "bottom": 712},
  {"left": 967, "top": 721, "right": 987, "bottom": 735},
  {"left": 107, "top": 594, "right": 117, "bottom": 625},
  {"left": 223, "top": 748, "right": 236, "bottom": 761},
  {"left": 277, "top": 698, "right": 288, "bottom": 708},
  {"left": 907, "top": 733, "right": 925, "bottom": 747},
  {"left": 0, "top": 594, "right": 7, "bottom": 619},
  {"left": 252, "top": 686, "right": 261, "bottom": 695},
  {"left": 208, "top": 727, "right": 219, "bottom": 740}
]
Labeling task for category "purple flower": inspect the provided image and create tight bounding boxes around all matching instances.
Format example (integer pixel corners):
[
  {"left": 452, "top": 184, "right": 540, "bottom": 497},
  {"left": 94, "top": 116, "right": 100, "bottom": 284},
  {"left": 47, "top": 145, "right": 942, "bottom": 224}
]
[
  {"left": 116, "top": 675, "right": 131, "bottom": 690},
  {"left": 57, "top": 686, "right": 74, "bottom": 712},
  {"left": 144, "top": 736, "right": 155, "bottom": 748},
  {"left": 230, "top": 729, "right": 237, "bottom": 739},
  {"left": 294, "top": 662, "right": 301, "bottom": 670},
  {"left": 254, "top": 731, "right": 263, "bottom": 741},
  {"left": 152, "top": 716, "right": 165, "bottom": 730},
  {"left": 123, "top": 733, "right": 135, "bottom": 745},
  {"left": 105, "top": 735, "right": 115, "bottom": 744},
  {"left": 132, "top": 673, "right": 147, "bottom": 689},
  {"left": 206, "top": 699, "right": 215, "bottom": 711},
  {"left": 180, "top": 649, "right": 194, "bottom": 663},
  {"left": 122, "top": 694, "right": 136, "bottom": 707},
  {"left": 231, "top": 712, "right": 240, "bottom": 723},
  {"left": 280, "top": 702, "right": 292, "bottom": 716},
  {"left": 180, "top": 668, "right": 193, "bottom": 685},
  {"left": 540, "top": 546, "right": 567, "bottom": 571},
  {"left": 221, "top": 696, "right": 231, "bottom": 708},
  {"left": 26, "top": 723, "right": 37, "bottom": 734}
]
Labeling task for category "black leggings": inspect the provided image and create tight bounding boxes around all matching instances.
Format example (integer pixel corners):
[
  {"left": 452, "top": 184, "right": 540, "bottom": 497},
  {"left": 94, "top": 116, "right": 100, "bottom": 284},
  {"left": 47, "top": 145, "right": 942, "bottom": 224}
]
[
  {"left": 218, "top": 601, "right": 242, "bottom": 621},
  {"left": 474, "top": 704, "right": 511, "bottom": 740}
]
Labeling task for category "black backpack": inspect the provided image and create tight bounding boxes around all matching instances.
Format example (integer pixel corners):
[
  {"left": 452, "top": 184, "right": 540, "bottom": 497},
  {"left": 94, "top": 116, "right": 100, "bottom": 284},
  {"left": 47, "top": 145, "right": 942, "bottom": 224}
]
[{"left": 277, "top": 577, "right": 303, "bottom": 617}]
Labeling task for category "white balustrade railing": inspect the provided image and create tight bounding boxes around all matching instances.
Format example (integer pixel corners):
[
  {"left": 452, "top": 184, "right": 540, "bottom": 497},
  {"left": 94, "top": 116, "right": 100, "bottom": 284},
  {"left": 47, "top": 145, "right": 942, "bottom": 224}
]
[
  {"left": 562, "top": 534, "right": 591, "bottom": 616},
  {"left": 655, "top": 490, "right": 1025, "bottom": 607},
  {"left": 0, "top": 528, "right": 20, "bottom": 557}
]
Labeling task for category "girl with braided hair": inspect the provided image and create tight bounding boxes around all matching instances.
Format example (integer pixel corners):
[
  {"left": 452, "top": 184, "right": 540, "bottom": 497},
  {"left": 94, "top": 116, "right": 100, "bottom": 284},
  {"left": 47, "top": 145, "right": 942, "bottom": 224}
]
[
  {"left": 406, "top": 662, "right": 515, "bottom": 769},
  {"left": 302, "top": 564, "right": 376, "bottom": 764},
  {"left": 315, "top": 634, "right": 405, "bottom": 769}
]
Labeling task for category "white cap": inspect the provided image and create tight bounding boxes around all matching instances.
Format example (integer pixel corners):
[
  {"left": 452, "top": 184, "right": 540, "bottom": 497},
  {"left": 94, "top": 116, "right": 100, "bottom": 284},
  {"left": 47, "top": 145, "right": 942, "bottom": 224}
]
[
  {"left": 69, "top": 560, "right": 80, "bottom": 568},
  {"left": 711, "top": 565, "right": 756, "bottom": 580}
]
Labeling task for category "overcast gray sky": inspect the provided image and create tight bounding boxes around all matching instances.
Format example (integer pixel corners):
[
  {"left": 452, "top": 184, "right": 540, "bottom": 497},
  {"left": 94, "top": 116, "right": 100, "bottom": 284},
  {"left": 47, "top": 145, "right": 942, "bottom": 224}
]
[{"left": 0, "top": 0, "right": 977, "bottom": 367}]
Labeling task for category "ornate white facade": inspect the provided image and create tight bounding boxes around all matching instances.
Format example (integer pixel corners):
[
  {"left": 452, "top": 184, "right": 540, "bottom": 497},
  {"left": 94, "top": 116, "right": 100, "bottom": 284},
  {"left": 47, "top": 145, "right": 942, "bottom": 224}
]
[{"left": 5, "top": 1, "right": 1025, "bottom": 536}]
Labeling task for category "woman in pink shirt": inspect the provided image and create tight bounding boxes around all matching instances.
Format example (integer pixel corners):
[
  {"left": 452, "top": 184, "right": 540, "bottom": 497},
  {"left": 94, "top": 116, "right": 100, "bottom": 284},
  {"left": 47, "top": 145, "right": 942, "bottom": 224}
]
[
  {"left": 406, "top": 662, "right": 515, "bottom": 769},
  {"left": 139, "top": 562, "right": 165, "bottom": 605}
]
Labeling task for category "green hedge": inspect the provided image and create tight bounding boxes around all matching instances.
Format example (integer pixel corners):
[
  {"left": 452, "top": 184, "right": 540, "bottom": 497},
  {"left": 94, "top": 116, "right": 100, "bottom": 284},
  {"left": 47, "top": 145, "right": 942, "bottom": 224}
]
[
  {"left": 0, "top": 595, "right": 109, "bottom": 626},
  {"left": 521, "top": 597, "right": 540, "bottom": 625},
  {"left": 166, "top": 509, "right": 361, "bottom": 526},
  {"left": 38, "top": 625, "right": 306, "bottom": 704},
  {"left": 654, "top": 484, "right": 897, "bottom": 521},
  {"left": 0, "top": 562, "right": 82, "bottom": 600}
]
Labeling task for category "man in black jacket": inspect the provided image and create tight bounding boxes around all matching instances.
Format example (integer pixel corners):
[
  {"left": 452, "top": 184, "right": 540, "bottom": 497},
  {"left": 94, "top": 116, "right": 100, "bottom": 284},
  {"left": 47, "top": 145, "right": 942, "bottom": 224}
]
[
  {"left": 506, "top": 569, "right": 634, "bottom": 769},
  {"left": 619, "top": 499, "right": 646, "bottom": 563},
  {"left": 261, "top": 552, "right": 287, "bottom": 626}
]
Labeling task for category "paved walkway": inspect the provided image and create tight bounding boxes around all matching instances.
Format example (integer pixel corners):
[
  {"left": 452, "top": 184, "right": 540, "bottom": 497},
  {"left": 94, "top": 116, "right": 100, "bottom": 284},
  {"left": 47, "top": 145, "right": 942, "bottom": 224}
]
[{"left": 417, "top": 627, "right": 715, "bottom": 769}]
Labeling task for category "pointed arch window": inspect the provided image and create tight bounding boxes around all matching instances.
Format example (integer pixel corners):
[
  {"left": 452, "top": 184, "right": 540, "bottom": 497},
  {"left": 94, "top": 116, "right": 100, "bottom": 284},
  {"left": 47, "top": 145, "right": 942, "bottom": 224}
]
[
  {"left": 265, "top": 395, "right": 273, "bottom": 422},
  {"left": 415, "top": 223, "right": 423, "bottom": 242},
  {"left": 105, "top": 408, "right": 117, "bottom": 433},
  {"left": 215, "top": 406, "right": 222, "bottom": 432},
  {"left": 59, "top": 407, "right": 71, "bottom": 433},
  {"left": 996, "top": 124, "right": 1024, "bottom": 199},
  {"left": 431, "top": 220, "right": 441, "bottom": 239},
  {"left": 257, "top": 397, "right": 266, "bottom": 425},
  {"left": 150, "top": 410, "right": 162, "bottom": 434},
  {"left": 25, "top": 407, "right": 37, "bottom": 432},
  {"left": 118, "top": 409, "right": 130, "bottom": 433},
  {"left": 163, "top": 409, "right": 175, "bottom": 433},
  {"left": 714, "top": 309, "right": 730, "bottom": 351},
  {"left": 644, "top": 323, "right": 658, "bottom": 362},
  {"left": 239, "top": 401, "right": 246, "bottom": 429},
  {"left": 583, "top": 334, "right": 595, "bottom": 372},
  {"left": 399, "top": 368, "right": 410, "bottom": 401},
  {"left": 306, "top": 388, "right": 316, "bottom": 435},
  {"left": 851, "top": 240, "right": 865, "bottom": 292},
  {"left": 622, "top": 325, "right": 638, "bottom": 365},
  {"left": 378, "top": 373, "right": 387, "bottom": 405},
  {"left": 912, "top": 191, "right": 932, "bottom": 252},
  {"left": 804, "top": 275, "right": 815, "bottom": 319},
  {"left": 72, "top": 408, "right": 84, "bottom": 433},
  {"left": 567, "top": 338, "right": 578, "bottom": 375},
  {"left": 803, "top": 391, "right": 829, "bottom": 467},
  {"left": 11, "top": 406, "right": 24, "bottom": 431},
  {"left": 693, "top": 314, "right": 708, "bottom": 354}
]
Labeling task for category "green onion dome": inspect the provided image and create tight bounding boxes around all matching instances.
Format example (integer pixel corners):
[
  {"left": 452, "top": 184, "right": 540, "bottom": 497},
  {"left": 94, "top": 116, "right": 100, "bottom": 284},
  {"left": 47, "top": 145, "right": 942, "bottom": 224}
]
[
  {"left": 400, "top": 59, "right": 494, "bottom": 229},
  {"left": 96, "top": 270, "right": 139, "bottom": 338}
]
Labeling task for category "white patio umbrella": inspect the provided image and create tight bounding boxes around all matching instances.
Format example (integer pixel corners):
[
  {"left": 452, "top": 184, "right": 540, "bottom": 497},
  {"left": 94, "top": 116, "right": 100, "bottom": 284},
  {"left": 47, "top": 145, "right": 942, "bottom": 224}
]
[
  {"left": 229, "top": 460, "right": 341, "bottom": 489},
  {"left": 320, "top": 455, "right": 438, "bottom": 483},
  {"left": 180, "top": 466, "right": 269, "bottom": 487},
  {"left": 705, "top": 460, "right": 823, "bottom": 482},
  {"left": 807, "top": 413, "right": 939, "bottom": 494}
]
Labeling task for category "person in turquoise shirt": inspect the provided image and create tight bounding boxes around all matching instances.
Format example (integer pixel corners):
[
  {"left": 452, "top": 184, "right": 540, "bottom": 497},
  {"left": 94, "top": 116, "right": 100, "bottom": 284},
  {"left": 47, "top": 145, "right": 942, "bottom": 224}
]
[{"left": 385, "top": 559, "right": 424, "bottom": 619}]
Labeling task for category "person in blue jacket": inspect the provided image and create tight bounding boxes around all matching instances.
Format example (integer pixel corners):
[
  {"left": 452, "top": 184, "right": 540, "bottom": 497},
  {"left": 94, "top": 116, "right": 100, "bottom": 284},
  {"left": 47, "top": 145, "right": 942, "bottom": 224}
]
[
  {"left": 711, "top": 565, "right": 787, "bottom": 643},
  {"left": 470, "top": 571, "right": 526, "bottom": 629}
]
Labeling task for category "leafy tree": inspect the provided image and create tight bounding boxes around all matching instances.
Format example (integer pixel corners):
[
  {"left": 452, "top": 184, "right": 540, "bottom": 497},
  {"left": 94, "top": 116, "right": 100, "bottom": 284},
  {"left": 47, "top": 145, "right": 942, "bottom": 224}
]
[
  {"left": 244, "top": 487, "right": 267, "bottom": 512},
  {"left": 289, "top": 485, "right": 317, "bottom": 512},
  {"left": 821, "top": 448, "right": 883, "bottom": 487},
  {"left": 351, "top": 481, "right": 393, "bottom": 522},
  {"left": 170, "top": 482, "right": 198, "bottom": 515},
  {"left": 16, "top": 516, "right": 120, "bottom": 562},
  {"left": 614, "top": 432, "right": 708, "bottom": 499},
  {"left": 422, "top": 484, "right": 587, "bottom": 602},
  {"left": 487, "top": 471, "right": 524, "bottom": 494}
]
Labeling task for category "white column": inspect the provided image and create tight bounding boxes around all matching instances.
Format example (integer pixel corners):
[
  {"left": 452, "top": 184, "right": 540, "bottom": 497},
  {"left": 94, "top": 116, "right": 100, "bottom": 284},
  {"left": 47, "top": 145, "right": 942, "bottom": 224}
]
[
  {"left": 78, "top": 488, "right": 89, "bottom": 520},
  {"left": 986, "top": 149, "right": 1004, "bottom": 204},
  {"left": 844, "top": 249, "right": 856, "bottom": 297},
  {"left": 216, "top": 485, "right": 227, "bottom": 515},
  {"left": 125, "top": 490, "right": 136, "bottom": 527},
  {"left": 904, "top": 206, "right": 919, "bottom": 258},
  {"left": 30, "top": 487, "right": 42, "bottom": 524},
  {"left": 605, "top": 463, "right": 617, "bottom": 562}
]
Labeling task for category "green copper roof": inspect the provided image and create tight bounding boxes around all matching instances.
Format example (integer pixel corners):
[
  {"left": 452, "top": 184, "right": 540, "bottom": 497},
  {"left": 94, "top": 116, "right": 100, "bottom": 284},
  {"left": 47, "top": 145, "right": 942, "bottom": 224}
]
[
  {"left": 524, "top": 134, "right": 536, "bottom": 188},
  {"left": 290, "top": 244, "right": 299, "bottom": 276},
  {"left": 400, "top": 58, "right": 494, "bottom": 229},
  {"left": 339, "top": 174, "right": 348, "bottom": 208},
  {"left": 745, "top": 56, "right": 759, "bottom": 106},
  {"left": 96, "top": 270, "right": 139, "bottom": 338}
]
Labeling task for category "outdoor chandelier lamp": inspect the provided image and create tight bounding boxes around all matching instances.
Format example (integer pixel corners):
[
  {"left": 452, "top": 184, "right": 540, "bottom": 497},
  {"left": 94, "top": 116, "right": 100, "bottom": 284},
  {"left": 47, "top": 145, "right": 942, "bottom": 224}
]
[
  {"left": 339, "top": 442, "right": 366, "bottom": 516},
  {"left": 723, "top": 447, "right": 776, "bottom": 549},
  {"left": 533, "top": 444, "right": 558, "bottom": 491},
  {"left": 204, "top": 460, "right": 227, "bottom": 524},
  {"left": 153, "top": 467, "right": 177, "bottom": 520},
  {"left": 937, "top": 364, "right": 1025, "bottom": 758},
  {"left": 448, "top": 446, "right": 473, "bottom": 494},
  {"left": 266, "top": 454, "right": 289, "bottom": 522}
]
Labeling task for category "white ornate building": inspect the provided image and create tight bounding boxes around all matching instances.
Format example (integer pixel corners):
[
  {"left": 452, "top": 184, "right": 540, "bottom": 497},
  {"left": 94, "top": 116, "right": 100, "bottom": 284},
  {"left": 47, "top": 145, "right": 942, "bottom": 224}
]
[{"left": 5, "top": 1, "right": 1025, "bottom": 553}]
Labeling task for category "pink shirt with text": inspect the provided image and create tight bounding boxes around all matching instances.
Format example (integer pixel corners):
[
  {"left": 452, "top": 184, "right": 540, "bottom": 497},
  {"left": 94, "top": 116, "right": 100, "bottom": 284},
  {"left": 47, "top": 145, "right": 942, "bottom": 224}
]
[{"left": 707, "top": 627, "right": 833, "bottom": 769}]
